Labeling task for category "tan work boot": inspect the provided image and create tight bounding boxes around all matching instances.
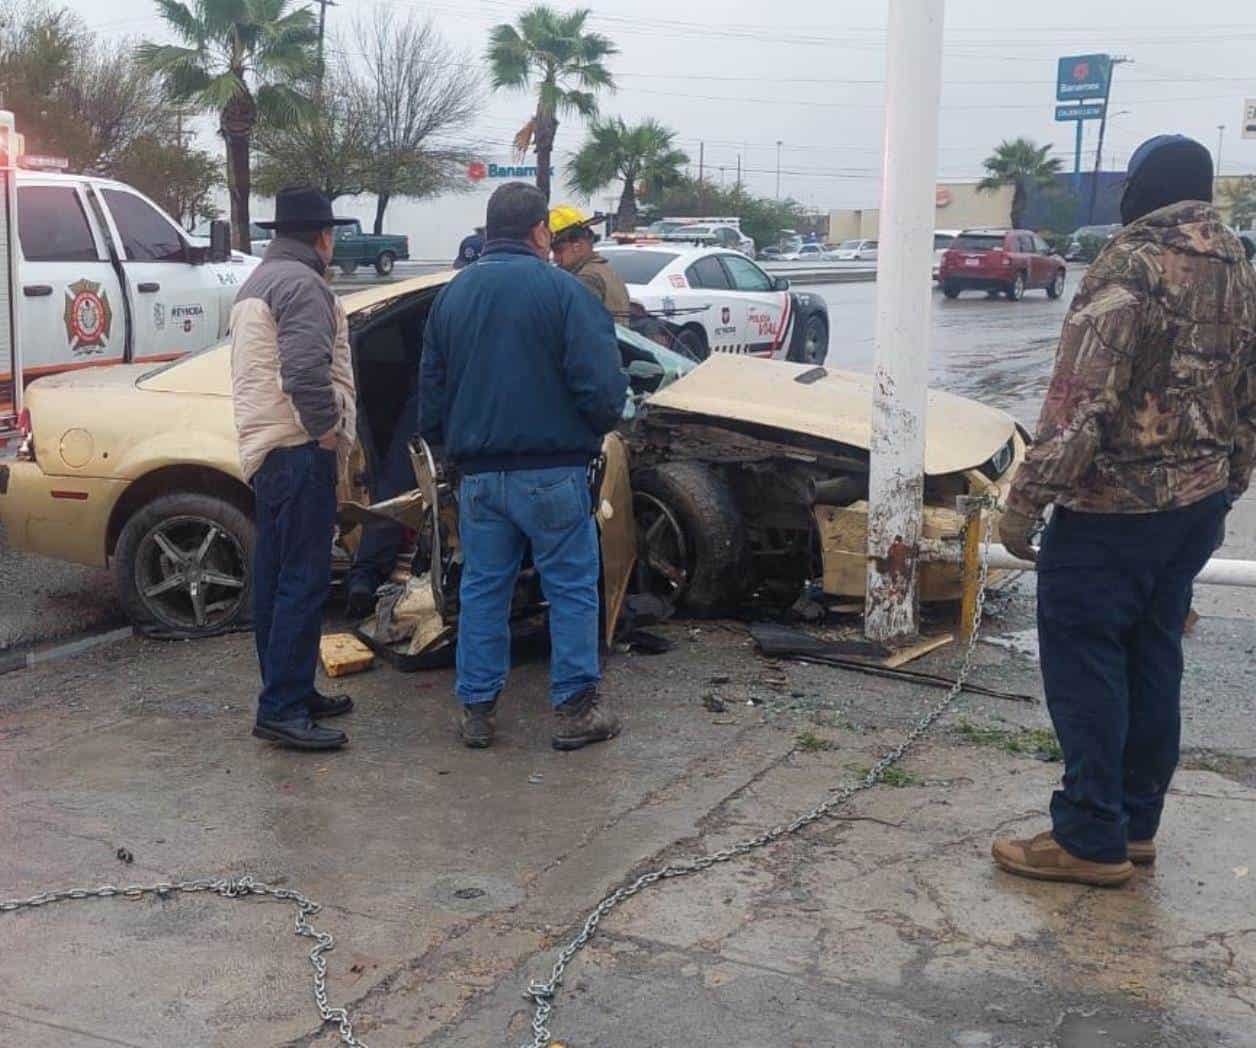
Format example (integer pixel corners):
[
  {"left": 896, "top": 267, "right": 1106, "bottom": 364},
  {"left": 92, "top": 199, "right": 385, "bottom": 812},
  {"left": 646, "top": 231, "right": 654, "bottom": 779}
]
[
  {"left": 1127, "top": 838, "right": 1156, "bottom": 865},
  {"left": 992, "top": 830, "right": 1133, "bottom": 887},
  {"left": 552, "top": 688, "right": 621, "bottom": 751},
  {"left": 459, "top": 701, "right": 497, "bottom": 749}
]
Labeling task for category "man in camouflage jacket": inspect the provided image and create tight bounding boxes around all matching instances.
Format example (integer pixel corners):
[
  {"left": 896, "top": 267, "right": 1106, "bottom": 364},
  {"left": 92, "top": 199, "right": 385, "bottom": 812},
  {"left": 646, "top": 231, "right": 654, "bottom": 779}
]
[{"left": 993, "top": 136, "right": 1256, "bottom": 887}]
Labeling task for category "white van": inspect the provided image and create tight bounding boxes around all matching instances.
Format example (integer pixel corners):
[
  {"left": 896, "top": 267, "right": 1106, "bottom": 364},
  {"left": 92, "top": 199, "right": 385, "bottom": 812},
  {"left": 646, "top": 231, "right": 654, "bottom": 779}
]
[{"left": 1, "top": 167, "right": 257, "bottom": 437}]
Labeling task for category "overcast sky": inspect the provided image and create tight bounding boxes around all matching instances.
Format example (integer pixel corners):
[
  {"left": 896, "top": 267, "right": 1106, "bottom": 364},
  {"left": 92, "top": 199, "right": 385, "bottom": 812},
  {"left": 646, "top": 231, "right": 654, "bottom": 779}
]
[{"left": 68, "top": 0, "right": 1256, "bottom": 210}]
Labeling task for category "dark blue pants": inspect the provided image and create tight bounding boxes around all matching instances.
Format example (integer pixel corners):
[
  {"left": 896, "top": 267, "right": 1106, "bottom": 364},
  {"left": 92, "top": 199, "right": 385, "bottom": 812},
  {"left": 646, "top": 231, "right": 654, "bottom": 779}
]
[
  {"left": 346, "top": 394, "right": 418, "bottom": 596},
  {"left": 251, "top": 443, "right": 337, "bottom": 723},
  {"left": 1036, "top": 492, "right": 1228, "bottom": 863}
]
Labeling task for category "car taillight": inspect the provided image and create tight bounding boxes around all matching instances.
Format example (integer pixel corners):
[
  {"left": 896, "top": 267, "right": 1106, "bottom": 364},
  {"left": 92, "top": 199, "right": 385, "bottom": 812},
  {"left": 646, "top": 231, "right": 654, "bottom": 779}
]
[
  {"left": 18, "top": 408, "right": 30, "bottom": 436},
  {"left": 992, "top": 250, "right": 1012, "bottom": 267}
]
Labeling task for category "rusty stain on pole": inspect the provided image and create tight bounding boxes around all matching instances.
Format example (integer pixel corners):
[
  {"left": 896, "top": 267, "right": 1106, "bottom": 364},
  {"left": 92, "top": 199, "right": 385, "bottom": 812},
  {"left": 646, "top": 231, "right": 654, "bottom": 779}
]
[{"left": 865, "top": 0, "right": 947, "bottom": 642}]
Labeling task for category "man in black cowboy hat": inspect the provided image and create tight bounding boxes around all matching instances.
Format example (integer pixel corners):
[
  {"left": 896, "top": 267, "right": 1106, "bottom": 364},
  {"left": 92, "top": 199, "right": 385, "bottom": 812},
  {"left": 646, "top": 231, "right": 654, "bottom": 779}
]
[{"left": 231, "top": 186, "right": 359, "bottom": 752}]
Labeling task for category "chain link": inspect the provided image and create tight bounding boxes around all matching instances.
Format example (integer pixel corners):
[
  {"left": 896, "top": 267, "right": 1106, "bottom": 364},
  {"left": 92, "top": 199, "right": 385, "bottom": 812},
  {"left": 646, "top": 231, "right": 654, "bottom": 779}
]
[
  {"left": 520, "top": 505, "right": 998, "bottom": 1048},
  {"left": 0, "top": 874, "right": 369, "bottom": 1047}
]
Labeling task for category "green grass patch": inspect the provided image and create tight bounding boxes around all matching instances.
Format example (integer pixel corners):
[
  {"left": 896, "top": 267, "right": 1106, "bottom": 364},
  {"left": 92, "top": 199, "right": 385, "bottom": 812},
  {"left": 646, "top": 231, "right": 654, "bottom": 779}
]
[
  {"left": 795, "top": 730, "right": 837, "bottom": 753},
  {"left": 845, "top": 763, "right": 920, "bottom": 787},
  {"left": 954, "top": 718, "right": 1062, "bottom": 762}
]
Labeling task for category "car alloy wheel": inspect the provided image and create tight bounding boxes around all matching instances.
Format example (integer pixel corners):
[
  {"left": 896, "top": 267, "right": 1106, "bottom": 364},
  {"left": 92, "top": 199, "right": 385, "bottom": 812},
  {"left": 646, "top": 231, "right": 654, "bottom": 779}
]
[
  {"left": 1007, "top": 273, "right": 1025, "bottom": 301},
  {"left": 1048, "top": 271, "right": 1065, "bottom": 299},
  {"left": 134, "top": 515, "right": 247, "bottom": 632},
  {"left": 376, "top": 251, "right": 396, "bottom": 276},
  {"left": 632, "top": 491, "right": 690, "bottom": 602}
]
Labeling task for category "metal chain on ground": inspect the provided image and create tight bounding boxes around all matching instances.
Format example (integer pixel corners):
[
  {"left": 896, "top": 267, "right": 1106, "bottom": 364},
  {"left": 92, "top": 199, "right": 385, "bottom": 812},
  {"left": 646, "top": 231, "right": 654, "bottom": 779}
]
[
  {"left": 520, "top": 505, "right": 998, "bottom": 1048},
  {"left": 0, "top": 874, "right": 368, "bottom": 1047}
]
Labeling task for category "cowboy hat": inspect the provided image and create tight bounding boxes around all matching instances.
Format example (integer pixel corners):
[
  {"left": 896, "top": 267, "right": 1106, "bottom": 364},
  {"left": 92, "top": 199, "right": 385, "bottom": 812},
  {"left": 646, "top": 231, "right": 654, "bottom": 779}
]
[{"left": 256, "top": 185, "right": 357, "bottom": 231}]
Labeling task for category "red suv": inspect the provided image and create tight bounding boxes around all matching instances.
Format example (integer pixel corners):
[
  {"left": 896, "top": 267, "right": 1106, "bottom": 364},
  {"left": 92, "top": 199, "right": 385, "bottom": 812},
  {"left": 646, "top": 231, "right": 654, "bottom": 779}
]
[{"left": 939, "top": 228, "right": 1066, "bottom": 302}]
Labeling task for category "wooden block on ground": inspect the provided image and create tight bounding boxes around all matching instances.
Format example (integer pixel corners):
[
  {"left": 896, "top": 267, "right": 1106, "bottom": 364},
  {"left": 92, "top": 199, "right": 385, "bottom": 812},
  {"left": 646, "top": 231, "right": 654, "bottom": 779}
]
[
  {"left": 320, "top": 633, "right": 375, "bottom": 678},
  {"left": 882, "top": 633, "right": 953, "bottom": 669}
]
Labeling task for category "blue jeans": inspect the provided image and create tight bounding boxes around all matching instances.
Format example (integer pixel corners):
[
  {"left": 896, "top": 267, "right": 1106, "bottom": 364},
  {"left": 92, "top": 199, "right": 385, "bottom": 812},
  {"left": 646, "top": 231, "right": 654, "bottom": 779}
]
[
  {"left": 456, "top": 466, "right": 601, "bottom": 708},
  {"left": 347, "top": 393, "right": 419, "bottom": 595},
  {"left": 252, "top": 443, "right": 337, "bottom": 722},
  {"left": 1037, "top": 492, "right": 1229, "bottom": 863}
]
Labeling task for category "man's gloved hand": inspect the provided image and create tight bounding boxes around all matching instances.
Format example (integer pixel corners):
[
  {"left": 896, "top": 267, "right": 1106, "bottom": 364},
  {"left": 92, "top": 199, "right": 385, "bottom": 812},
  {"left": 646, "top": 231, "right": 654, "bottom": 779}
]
[{"left": 999, "top": 506, "right": 1040, "bottom": 563}]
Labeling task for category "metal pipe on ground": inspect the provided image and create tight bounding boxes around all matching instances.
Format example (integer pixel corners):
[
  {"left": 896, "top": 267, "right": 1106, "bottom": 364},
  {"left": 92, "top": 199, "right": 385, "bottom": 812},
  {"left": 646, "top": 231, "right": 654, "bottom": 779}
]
[{"left": 984, "top": 545, "right": 1256, "bottom": 587}]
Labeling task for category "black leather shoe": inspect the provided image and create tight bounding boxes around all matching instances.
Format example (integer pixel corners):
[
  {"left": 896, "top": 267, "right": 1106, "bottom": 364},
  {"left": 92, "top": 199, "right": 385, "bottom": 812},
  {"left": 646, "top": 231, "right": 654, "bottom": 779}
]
[
  {"left": 253, "top": 716, "right": 347, "bottom": 751},
  {"left": 307, "top": 691, "right": 354, "bottom": 718}
]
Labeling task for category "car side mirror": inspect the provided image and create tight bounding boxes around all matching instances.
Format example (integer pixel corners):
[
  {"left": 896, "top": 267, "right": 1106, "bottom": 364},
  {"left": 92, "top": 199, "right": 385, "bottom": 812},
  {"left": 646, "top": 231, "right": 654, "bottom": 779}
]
[
  {"left": 209, "top": 220, "right": 231, "bottom": 263},
  {"left": 772, "top": 276, "right": 790, "bottom": 291}
]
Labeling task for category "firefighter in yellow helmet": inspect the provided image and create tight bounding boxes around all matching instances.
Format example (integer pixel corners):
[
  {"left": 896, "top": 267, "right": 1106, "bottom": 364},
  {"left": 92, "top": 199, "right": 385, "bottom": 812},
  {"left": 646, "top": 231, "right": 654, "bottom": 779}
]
[{"left": 548, "top": 205, "right": 631, "bottom": 321}]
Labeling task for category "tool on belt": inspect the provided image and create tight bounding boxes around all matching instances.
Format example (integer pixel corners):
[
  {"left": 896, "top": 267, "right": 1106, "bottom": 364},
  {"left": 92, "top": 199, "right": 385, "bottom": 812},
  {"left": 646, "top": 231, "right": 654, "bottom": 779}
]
[{"left": 586, "top": 453, "right": 607, "bottom": 515}]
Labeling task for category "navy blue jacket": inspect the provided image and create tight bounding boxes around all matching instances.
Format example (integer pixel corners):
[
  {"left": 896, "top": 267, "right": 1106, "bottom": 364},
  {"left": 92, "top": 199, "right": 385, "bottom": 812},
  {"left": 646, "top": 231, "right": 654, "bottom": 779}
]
[{"left": 419, "top": 240, "right": 628, "bottom": 473}]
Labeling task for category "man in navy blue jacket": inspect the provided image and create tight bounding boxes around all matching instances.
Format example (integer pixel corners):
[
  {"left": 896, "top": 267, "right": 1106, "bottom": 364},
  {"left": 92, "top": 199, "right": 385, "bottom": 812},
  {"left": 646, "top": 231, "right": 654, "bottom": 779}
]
[{"left": 420, "top": 182, "right": 629, "bottom": 751}]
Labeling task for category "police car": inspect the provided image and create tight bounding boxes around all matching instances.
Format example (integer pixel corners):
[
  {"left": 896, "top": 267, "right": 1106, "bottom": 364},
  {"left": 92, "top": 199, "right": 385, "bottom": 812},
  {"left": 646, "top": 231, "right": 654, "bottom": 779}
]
[{"left": 599, "top": 243, "right": 829, "bottom": 365}]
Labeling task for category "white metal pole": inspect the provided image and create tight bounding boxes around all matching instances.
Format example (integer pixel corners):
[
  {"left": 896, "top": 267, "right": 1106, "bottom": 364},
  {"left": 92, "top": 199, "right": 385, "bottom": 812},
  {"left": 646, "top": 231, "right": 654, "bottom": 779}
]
[{"left": 865, "top": 0, "right": 947, "bottom": 642}]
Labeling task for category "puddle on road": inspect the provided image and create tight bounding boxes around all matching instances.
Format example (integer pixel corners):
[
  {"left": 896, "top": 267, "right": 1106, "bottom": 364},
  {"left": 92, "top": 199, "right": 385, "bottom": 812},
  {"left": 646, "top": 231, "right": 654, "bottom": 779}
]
[{"left": 1055, "top": 1008, "right": 1164, "bottom": 1048}]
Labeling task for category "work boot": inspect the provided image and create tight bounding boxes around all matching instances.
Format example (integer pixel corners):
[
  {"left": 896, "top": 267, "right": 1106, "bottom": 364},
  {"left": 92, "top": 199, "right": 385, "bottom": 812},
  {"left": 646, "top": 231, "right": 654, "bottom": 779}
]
[
  {"left": 552, "top": 688, "right": 621, "bottom": 751},
  {"left": 253, "top": 716, "right": 347, "bottom": 752},
  {"left": 307, "top": 691, "right": 354, "bottom": 719},
  {"left": 991, "top": 830, "right": 1133, "bottom": 887},
  {"left": 460, "top": 701, "right": 497, "bottom": 749},
  {"left": 1127, "top": 838, "right": 1157, "bottom": 866},
  {"left": 344, "top": 584, "right": 376, "bottom": 621}
]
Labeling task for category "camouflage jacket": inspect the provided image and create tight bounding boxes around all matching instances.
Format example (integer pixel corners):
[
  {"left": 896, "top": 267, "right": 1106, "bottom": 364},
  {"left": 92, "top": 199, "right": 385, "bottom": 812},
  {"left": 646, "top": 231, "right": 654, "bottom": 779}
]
[
  {"left": 1007, "top": 202, "right": 1256, "bottom": 516},
  {"left": 568, "top": 252, "right": 632, "bottom": 321}
]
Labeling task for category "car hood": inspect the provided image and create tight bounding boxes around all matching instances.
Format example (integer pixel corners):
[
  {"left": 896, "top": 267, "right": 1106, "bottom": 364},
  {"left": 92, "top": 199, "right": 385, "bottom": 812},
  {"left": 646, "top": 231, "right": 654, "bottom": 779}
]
[{"left": 644, "top": 355, "right": 1016, "bottom": 475}]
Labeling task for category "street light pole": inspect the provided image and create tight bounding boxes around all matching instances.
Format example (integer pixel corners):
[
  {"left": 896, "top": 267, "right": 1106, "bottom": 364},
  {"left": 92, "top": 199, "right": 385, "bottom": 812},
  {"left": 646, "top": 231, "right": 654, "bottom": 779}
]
[
  {"left": 314, "top": 0, "right": 337, "bottom": 94},
  {"left": 776, "top": 140, "right": 783, "bottom": 198},
  {"left": 1217, "top": 123, "right": 1226, "bottom": 183},
  {"left": 864, "top": 0, "right": 947, "bottom": 642}
]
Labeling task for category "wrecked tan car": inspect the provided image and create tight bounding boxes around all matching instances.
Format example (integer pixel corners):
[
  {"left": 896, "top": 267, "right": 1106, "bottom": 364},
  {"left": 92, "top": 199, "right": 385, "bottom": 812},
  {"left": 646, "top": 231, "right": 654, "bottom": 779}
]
[{"left": 1, "top": 272, "right": 1023, "bottom": 648}]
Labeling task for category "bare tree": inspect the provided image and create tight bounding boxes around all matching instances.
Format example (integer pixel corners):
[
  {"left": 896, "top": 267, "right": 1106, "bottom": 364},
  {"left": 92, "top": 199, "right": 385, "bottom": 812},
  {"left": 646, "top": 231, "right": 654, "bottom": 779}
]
[
  {"left": 253, "top": 65, "right": 375, "bottom": 202},
  {"left": 354, "top": 10, "right": 481, "bottom": 234}
]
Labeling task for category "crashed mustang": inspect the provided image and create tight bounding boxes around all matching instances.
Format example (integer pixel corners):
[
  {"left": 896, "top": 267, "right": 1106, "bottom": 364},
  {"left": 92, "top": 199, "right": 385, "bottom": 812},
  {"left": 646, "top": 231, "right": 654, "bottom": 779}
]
[{"left": 0, "top": 274, "right": 1024, "bottom": 652}]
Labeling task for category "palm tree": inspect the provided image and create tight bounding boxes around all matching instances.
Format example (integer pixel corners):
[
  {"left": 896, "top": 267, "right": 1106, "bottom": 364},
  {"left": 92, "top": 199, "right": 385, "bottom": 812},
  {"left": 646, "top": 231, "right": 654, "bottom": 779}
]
[
  {"left": 978, "top": 138, "right": 1062, "bottom": 229},
  {"left": 138, "top": 0, "right": 319, "bottom": 253},
  {"left": 487, "top": 5, "right": 616, "bottom": 200},
  {"left": 568, "top": 118, "right": 688, "bottom": 231}
]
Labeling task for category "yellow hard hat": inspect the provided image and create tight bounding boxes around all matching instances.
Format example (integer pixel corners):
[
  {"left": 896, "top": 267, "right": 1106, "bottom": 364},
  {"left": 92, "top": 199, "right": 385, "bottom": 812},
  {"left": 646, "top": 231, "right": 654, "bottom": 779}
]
[{"left": 549, "top": 204, "right": 591, "bottom": 240}]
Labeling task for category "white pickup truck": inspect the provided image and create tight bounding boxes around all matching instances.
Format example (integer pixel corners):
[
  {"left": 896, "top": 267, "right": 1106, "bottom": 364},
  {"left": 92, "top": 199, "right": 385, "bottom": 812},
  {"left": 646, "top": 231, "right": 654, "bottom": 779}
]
[{"left": 0, "top": 134, "right": 258, "bottom": 439}]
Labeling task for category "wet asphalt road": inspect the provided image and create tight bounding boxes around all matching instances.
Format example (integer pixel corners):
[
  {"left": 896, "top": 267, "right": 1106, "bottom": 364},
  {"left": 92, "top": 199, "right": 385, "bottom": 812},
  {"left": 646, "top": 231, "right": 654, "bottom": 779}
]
[{"left": 1, "top": 268, "right": 1250, "bottom": 648}]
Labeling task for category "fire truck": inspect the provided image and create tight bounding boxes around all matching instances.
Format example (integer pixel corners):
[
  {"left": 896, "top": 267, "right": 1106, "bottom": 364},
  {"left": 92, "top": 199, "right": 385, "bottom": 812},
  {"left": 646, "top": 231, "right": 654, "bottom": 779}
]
[{"left": 0, "top": 111, "right": 257, "bottom": 443}]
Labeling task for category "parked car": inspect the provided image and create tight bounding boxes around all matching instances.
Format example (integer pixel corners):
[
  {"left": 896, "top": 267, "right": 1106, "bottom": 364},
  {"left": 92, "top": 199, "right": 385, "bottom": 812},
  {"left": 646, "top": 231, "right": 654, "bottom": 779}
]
[
  {"left": 827, "top": 238, "right": 878, "bottom": 262},
  {"left": 0, "top": 274, "right": 1024, "bottom": 642},
  {"left": 599, "top": 243, "right": 829, "bottom": 364},
  {"left": 333, "top": 221, "right": 410, "bottom": 276},
  {"left": 938, "top": 229, "right": 1066, "bottom": 301},
  {"left": 778, "top": 243, "right": 829, "bottom": 262},
  {"left": 932, "top": 229, "right": 963, "bottom": 280},
  {"left": 664, "top": 223, "right": 755, "bottom": 257},
  {"left": 1064, "top": 223, "right": 1121, "bottom": 262}
]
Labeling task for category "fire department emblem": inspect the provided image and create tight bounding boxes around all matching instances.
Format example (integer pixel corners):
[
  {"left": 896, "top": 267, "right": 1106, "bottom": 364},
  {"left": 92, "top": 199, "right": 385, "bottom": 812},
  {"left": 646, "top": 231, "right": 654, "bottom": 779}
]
[
  {"left": 721, "top": 306, "right": 731, "bottom": 324},
  {"left": 63, "top": 279, "right": 113, "bottom": 355}
]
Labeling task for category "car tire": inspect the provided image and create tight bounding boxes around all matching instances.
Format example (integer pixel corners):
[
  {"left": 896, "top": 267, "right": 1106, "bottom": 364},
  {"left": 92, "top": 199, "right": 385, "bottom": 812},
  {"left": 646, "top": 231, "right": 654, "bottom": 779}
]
[
  {"left": 375, "top": 251, "right": 396, "bottom": 276},
  {"left": 1046, "top": 270, "right": 1065, "bottom": 299},
  {"left": 674, "top": 324, "right": 709, "bottom": 362},
  {"left": 942, "top": 282, "right": 961, "bottom": 299},
  {"left": 1006, "top": 272, "right": 1026, "bottom": 301},
  {"left": 790, "top": 314, "right": 828, "bottom": 365},
  {"left": 631, "top": 462, "right": 750, "bottom": 616},
  {"left": 114, "top": 493, "right": 255, "bottom": 638},
  {"left": 340, "top": 261, "right": 358, "bottom": 276}
]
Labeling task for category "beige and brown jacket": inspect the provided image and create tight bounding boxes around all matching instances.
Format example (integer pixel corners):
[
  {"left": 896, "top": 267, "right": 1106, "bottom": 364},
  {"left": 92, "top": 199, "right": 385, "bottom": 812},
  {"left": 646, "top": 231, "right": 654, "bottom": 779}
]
[{"left": 230, "top": 238, "right": 356, "bottom": 482}]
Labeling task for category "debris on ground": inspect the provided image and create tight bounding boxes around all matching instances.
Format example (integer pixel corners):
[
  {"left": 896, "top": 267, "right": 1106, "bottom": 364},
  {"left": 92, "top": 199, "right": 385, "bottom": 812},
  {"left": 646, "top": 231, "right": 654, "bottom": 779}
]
[
  {"left": 115, "top": 847, "right": 133, "bottom": 864},
  {"left": 623, "top": 628, "right": 674, "bottom": 655},
  {"left": 318, "top": 633, "right": 375, "bottom": 678},
  {"left": 702, "top": 694, "right": 727, "bottom": 713}
]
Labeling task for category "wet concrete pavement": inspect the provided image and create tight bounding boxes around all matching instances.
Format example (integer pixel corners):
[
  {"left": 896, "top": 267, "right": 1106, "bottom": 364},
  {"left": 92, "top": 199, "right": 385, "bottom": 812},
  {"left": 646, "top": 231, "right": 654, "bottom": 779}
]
[{"left": 1, "top": 585, "right": 1254, "bottom": 1047}]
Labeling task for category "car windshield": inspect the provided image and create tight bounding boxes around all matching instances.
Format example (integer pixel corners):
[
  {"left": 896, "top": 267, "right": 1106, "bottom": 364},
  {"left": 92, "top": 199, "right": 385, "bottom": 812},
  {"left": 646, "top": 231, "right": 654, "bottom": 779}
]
[
  {"left": 953, "top": 234, "right": 1004, "bottom": 251},
  {"left": 601, "top": 250, "right": 679, "bottom": 285},
  {"left": 615, "top": 323, "right": 696, "bottom": 376}
]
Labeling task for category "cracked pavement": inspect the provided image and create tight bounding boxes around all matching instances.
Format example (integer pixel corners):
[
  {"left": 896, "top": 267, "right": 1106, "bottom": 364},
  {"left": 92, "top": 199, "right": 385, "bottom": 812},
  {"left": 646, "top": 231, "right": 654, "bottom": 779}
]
[{"left": 1, "top": 588, "right": 1254, "bottom": 1047}]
